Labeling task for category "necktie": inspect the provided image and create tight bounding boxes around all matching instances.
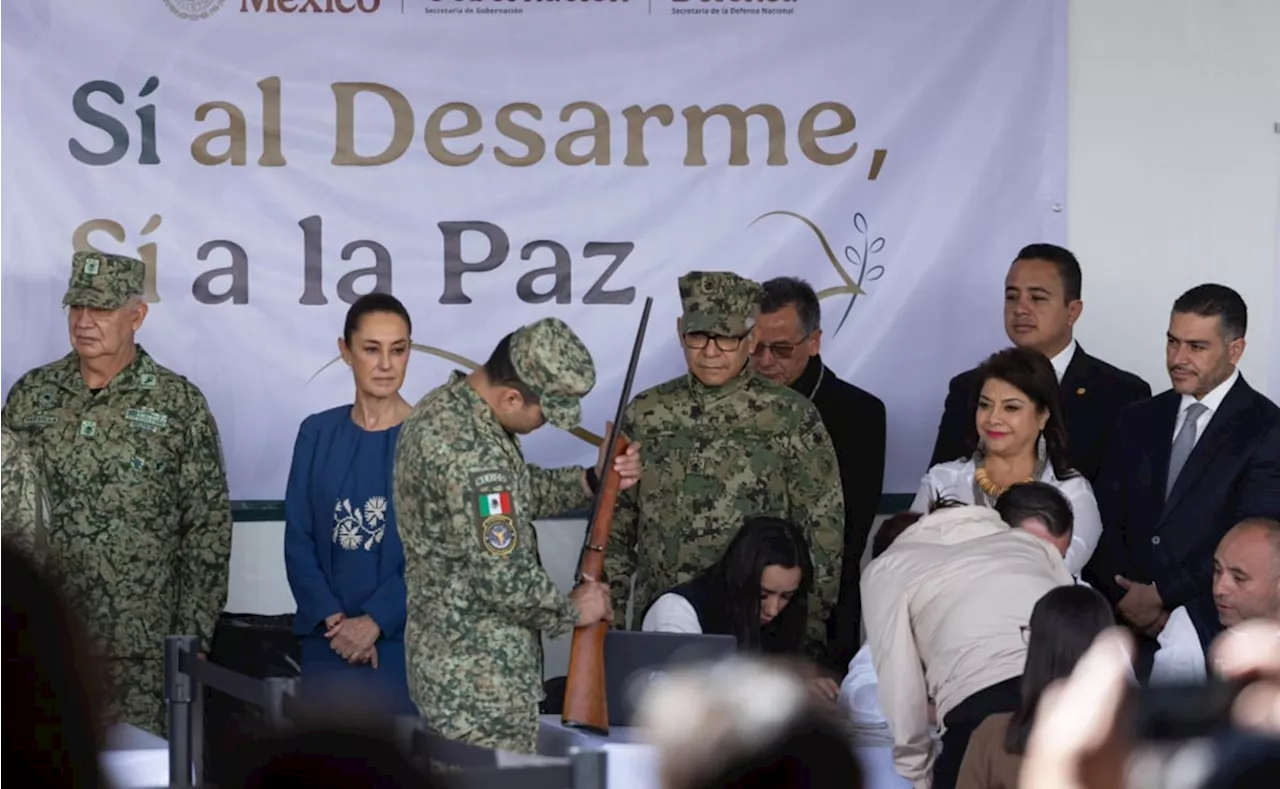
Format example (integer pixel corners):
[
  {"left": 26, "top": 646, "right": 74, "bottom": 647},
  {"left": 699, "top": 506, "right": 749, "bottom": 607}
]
[{"left": 1166, "top": 402, "right": 1208, "bottom": 498}]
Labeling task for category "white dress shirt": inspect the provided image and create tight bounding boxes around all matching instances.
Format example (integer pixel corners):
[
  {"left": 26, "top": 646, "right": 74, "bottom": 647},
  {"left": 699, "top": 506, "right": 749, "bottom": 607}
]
[
  {"left": 1171, "top": 368, "right": 1238, "bottom": 447},
  {"left": 1049, "top": 338, "right": 1078, "bottom": 382},
  {"left": 640, "top": 593, "right": 702, "bottom": 634}
]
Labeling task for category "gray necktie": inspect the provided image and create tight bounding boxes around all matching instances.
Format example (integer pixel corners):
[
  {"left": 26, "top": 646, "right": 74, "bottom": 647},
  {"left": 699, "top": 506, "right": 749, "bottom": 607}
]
[{"left": 1166, "top": 402, "right": 1208, "bottom": 498}]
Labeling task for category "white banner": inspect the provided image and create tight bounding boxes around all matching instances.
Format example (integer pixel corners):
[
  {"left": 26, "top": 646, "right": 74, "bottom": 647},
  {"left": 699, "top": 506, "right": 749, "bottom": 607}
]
[{"left": 1, "top": 0, "right": 1066, "bottom": 501}]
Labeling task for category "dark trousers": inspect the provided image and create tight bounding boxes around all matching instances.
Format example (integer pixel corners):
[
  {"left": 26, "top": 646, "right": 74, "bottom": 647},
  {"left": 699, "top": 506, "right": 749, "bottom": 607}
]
[
  {"left": 932, "top": 676, "right": 1023, "bottom": 789},
  {"left": 825, "top": 562, "right": 862, "bottom": 673}
]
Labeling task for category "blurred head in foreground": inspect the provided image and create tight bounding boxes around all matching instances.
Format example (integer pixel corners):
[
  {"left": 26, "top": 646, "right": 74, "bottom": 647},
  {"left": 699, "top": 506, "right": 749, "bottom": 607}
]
[
  {"left": 234, "top": 695, "right": 433, "bottom": 789},
  {"left": 635, "top": 656, "right": 862, "bottom": 789},
  {"left": 2, "top": 540, "right": 106, "bottom": 789}
]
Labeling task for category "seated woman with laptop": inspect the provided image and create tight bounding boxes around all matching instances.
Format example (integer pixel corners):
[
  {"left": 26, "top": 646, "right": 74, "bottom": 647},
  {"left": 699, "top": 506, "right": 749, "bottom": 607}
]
[{"left": 640, "top": 516, "right": 839, "bottom": 698}]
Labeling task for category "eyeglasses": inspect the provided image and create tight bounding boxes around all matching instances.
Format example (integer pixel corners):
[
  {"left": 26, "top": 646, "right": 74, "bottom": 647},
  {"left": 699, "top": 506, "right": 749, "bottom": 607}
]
[
  {"left": 749, "top": 332, "right": 811, "bottom": 360},
  {"left": 1020, "top": 625, "right": 1031, "bottom": 644},
  {"left": 683, "top": 333, "right": 745, "bottom": 352}
]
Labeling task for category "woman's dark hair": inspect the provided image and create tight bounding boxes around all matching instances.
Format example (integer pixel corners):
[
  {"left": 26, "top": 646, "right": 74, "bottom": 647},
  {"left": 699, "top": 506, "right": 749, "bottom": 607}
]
[
  {"left": 342, "top": 292, "right": 412, "bottom": 347},
  {"left": 966, "top": 346, "right": 1076, "bottom": 480},
  {"left": 3, "top": 540, "right": 106, "bottom": 789},
  {"left": 1004, "top": 585, "right": 1114, "bottom": 755},
  {"left": 711, "top": 517, "right": 814, "bottom": 654}
]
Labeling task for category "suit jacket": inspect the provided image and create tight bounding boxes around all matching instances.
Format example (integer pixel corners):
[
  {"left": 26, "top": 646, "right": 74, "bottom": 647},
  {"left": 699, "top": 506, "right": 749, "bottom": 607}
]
[
  {"left": 283, "top": 405, "right": 408, "bottom": 640},
  {"left": 792, "top": 355, "right": 886, "bottom": 671},
  {"left": 929, "top": 343, "right": 1151, "bottom": 481},
  {"left": 1086, "top": 375, "right": 1280, "bottom": 648}
]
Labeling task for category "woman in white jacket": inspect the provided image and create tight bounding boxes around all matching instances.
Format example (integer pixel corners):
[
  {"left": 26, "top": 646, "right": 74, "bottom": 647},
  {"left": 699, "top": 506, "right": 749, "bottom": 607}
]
[{"left": 911, "top": 347, "right": 1102, "bottom": 575}]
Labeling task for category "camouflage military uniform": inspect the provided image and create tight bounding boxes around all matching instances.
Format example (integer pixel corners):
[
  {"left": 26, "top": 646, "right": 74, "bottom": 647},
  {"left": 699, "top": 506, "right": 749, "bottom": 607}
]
[
  {"left": 394, "top": 317, "right": 595, "bottom": 755},
  {"left": 1, "top": 423, "right": 51, "bottom": 557},
  {"left": 1, "top": 252, "right": 232, "bottom": 737},
  {"left": 606, "top": 271, "right": 845, "bottom": 652}
]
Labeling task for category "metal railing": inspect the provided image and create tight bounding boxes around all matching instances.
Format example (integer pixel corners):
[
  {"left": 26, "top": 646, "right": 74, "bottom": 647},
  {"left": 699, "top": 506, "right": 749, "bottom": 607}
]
[{"left": 163, "top": 635, "right": 608, "bottom": 788}]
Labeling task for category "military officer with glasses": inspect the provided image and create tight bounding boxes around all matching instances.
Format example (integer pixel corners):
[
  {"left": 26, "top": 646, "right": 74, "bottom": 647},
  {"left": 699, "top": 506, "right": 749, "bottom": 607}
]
[
  {"left": 605, "top": 270, "right": 845, "bottom": 659},
  {"left": 752, "top": 276, "right": 886, "bottom": 674}
]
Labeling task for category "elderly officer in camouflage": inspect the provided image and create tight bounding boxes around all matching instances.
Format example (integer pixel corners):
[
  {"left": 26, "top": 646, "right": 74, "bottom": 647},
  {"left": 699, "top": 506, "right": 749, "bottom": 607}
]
[
  {"left": 1, "top": 423, "right": 51, "bottom": 557},
  {"left": 394, "top": 317, "right": 641, "bottom": 754},
  {"left": 1, "top": 251, "right": 232, "bottom": 736},
  {"left": 606, "top": 271, "right": 845, "bottom": 655}
]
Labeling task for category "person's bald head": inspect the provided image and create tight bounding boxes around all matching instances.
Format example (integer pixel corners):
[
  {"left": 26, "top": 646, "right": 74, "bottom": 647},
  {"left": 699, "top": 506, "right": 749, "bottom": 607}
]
[{"left": 1212, "top": 518, "right": 1280, "bottom": 627}]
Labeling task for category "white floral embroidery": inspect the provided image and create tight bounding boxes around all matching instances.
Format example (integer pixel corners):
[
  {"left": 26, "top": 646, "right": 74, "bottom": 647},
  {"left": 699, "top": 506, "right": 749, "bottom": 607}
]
[{"left": 332, "top": 495, "right": 388, "bottom": 551}]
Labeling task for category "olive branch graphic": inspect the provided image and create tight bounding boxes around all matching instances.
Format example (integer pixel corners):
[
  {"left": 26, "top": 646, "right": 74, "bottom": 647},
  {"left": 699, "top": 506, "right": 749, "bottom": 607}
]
[{"left": 749, "top": 210, "right": 887, "bottom": 335}]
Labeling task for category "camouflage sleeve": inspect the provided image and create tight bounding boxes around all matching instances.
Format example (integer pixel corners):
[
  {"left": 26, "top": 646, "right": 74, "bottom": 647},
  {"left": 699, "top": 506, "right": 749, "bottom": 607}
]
[
  {"left": 603, "top": 400, "right": 640, "bottom": 619},
  {"left": 1, "top": 426, "right": 50, "bottom": 558},
  {"left": 1, "top": 371, "right": 36, "bottom": 429},
  {"left": 432, "top": 457, "right": 579, "bottom": 638},
  {"left": 175, "top": 397, "right": 232, "bottom": 653},
  {"left": 786, "top": 407, "right": 846, "bottom": 650},
  {"left": 526, "top": 464, "right": 590, "bottom": 520}
]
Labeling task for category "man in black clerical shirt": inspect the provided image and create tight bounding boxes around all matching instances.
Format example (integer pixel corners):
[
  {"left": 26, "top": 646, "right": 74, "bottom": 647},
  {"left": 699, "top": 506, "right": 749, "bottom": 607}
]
[
  {"left": 930, "top": 243, "right": 1151, "bottom": 481},
  {"left": 753, "top": 277, "right": 886, "bottom": 673}
]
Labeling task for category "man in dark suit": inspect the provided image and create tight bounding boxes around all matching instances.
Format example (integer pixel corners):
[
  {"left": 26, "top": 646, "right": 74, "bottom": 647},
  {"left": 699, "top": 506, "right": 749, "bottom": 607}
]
[
  {"left": 752, "top": 277, "right": 886, "bottom": 673},
  {"left": 930, "top": 244, "right": 1151, "bottom": 481},
  {"left": 1086, "top": 284, "right": 1280, "bottom": 677}
]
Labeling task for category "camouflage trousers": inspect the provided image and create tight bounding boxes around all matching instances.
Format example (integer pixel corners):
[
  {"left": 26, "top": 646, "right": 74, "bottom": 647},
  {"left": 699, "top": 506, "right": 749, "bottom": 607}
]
[
  {"left": 426, "top": 701, "right": 541, "bottom": 756},
  {"left": 102, "top": 658, "right": 167, "bottom": 738}
]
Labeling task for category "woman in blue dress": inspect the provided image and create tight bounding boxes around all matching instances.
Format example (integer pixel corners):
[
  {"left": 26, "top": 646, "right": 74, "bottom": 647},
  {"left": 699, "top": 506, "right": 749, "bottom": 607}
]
[{"left": 283, "top": 292, "right": 417, "bottom": 715}]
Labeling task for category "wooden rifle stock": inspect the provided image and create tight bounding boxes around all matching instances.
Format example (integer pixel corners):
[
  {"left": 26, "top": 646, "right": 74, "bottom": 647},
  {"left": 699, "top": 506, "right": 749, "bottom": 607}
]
[
  {"left": 561, "top": 297, "right": 652, "bottom": 734},
  {"left": 560, "top": 435, "right": 628, "bottom": 734}
]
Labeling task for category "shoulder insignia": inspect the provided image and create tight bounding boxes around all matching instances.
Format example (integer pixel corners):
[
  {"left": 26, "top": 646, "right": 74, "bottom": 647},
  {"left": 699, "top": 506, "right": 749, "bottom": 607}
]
[
  {"left": 471, "top": 468, "right": 518, "bottom": 555},
  {"left": 37, "top": 391, "right": 54, "bottom": 408},
  {"left": 139, "top": 373, "right": 158, "bottom": 389},
  {"left": 482, "top": 515, "right": 517, "bottom": 556}
]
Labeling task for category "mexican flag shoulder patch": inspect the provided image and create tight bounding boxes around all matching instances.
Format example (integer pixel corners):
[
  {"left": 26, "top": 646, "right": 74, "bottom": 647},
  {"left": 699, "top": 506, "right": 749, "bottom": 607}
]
[{"left": 478, "top": 491, "right": 512, "bottom": 517}]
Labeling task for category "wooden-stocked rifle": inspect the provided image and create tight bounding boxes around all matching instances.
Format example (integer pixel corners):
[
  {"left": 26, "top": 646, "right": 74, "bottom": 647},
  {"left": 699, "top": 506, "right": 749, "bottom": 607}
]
[{"left": 560, "top": 296, "right": 653, "bottom": 734}]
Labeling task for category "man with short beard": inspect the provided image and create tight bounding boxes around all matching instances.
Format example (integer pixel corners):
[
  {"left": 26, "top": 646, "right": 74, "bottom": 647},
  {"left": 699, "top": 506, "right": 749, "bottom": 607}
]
[{"left": 1087, "top": 284, "right": 1280, "bottom": 679}]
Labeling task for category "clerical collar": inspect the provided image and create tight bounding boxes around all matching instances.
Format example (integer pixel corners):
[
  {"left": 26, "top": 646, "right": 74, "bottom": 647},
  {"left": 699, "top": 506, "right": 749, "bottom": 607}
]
[{"left": 791, "top": 355, "right": 826, "bottom": 400}]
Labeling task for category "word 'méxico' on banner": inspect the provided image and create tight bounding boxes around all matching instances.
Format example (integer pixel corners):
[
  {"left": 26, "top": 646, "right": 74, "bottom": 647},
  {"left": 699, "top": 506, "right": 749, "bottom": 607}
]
[{"left": 67, "top": 75, "right": 885, "bottom": 309}]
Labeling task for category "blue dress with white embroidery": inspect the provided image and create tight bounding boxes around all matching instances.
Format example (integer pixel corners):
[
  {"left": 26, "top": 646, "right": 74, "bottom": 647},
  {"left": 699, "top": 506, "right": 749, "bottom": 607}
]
[{"left": 283, "top": 406, "right": 416, "bottom": 715}]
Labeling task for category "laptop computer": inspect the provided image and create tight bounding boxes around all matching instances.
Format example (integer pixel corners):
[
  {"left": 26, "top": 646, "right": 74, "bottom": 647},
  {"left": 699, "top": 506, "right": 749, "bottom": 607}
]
[{"left": 603, "top": 630, "right": 738, "bottom": 727}]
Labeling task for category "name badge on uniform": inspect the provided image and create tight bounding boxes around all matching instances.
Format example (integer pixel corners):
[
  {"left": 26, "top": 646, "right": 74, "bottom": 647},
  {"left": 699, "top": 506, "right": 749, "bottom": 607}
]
[
  {"left": 125, "top": 407, "right": 168, "bottom": 432},
  {"left": 471, "top": 469, "right": 517, "bottom": 556}
]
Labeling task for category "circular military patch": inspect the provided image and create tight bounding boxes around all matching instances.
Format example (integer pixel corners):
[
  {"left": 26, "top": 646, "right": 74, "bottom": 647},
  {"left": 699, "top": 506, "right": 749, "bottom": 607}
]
[
  {"left": 37, "top": 391, "right": 53, "bottom": 408},
  {"left": 162, "top": 0, "right": 227, "bottom": 20},
  {"left": 482, "top": 515, "right": 517, "bottom": 556},
  {"left": 700, "top": 277, "right": 717, "bottom": 294}
]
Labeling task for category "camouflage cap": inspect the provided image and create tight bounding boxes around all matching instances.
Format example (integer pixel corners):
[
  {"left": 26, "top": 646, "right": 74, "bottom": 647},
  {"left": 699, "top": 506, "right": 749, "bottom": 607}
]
[
  {"left": 678, "top": 271, "right": 765, "bottom": 337},
  {"left": 62, "top": 251, "right": 145, "bottom": 310},
  {"left": 509, "top": 317, "right": 596, "bottom": 430}
]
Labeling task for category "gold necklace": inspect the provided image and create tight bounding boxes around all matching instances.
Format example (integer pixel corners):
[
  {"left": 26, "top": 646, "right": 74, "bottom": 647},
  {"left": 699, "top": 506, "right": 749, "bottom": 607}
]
[{"left": 974, "top": 466, "right": 1034, "bottom": 497}]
